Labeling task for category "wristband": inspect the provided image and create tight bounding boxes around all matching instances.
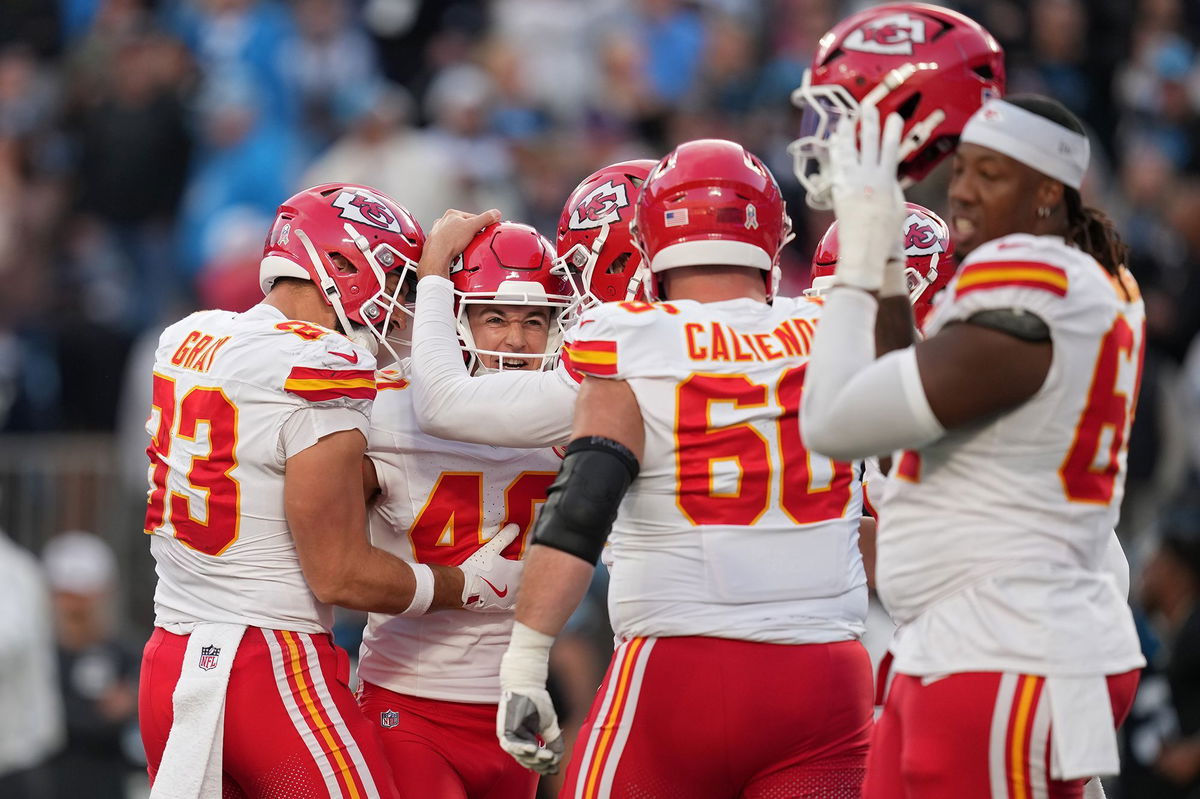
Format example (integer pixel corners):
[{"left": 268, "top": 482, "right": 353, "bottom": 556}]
[{"left": 399, "top": 562, "right": 435, "bottom": 616}]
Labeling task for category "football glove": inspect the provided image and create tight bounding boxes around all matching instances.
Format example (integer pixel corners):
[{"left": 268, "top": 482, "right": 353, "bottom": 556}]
[
  {"left": 460, "top": 523, "right": 524, "bottom": 612},
  {"left": 829, "top": 104, "right": 908, "bottom": 293},
  {"left": 497, "top": 622, "right": 565, "bottom": 775}
]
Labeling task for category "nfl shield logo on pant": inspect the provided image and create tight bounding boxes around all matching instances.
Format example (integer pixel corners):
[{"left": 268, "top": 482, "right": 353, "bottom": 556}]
[
  {"left": 380, "top": 710, "right": 400, "bottom": 729},
  {"left": 198, "top": 644, "right": 220, "bottom": 671}
]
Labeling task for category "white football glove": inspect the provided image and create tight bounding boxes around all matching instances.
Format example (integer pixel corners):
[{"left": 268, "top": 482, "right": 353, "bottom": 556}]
[
  {"left": 460, "top": 523, "right": 524, "bottom": 612},
  {"left": 497, "top": 623, "right": 565, "bottom": 775},
  {"left": 829, "top": 103, "right": 908, "bottom": 293}
]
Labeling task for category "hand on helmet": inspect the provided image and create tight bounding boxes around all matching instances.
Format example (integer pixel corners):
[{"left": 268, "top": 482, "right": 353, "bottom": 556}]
[
  {"left": 418, "top": 208, "right": 502, "bottom": 280},
  {"left": 829, "top": 105, "right": 907, "bottom": 293},
  {"left": 460, "top": 523, "right": 524, "bottom": 612}
]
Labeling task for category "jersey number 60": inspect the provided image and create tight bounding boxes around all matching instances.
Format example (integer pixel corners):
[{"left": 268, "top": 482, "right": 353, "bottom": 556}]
[{"left": 675, "top": 365, "right": 856, "bottom": 526}]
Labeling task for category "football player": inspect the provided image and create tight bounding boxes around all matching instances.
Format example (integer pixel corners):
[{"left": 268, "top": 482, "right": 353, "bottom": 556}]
[
  {"left": 496, "top": 140, "right": 875, "bottom": 795},
  {"left": 801, "top": 96, "right": 1144, "bottom": 798},
  {"left": 794, "top": 9, "right": 1130, "bottom": 796},
  {"left": 138, "top": 184, "right": 520, "bottom": 797},
  {"left": 356, "top": 220, "right": 572, "bottom": 799},
  {"left": 408, "top": 160, "right": 657, "bottom": 448}
]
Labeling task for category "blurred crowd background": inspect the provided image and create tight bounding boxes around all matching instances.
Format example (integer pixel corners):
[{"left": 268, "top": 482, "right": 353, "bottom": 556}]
[{"left": 1, "top": 0, "right": 1199, "bottom": 797}]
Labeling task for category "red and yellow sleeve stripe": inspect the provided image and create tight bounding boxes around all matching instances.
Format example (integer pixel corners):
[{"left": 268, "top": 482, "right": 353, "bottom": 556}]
[
  {"left": 561, "top": 339, "right": 618, "bottom": 378},
  {"left": 376, "top": 375, "right": 409, "bottom": 391},
  {"left": 955, "top": 261, "right": 1068, "bottom": 298},
  {"left": 285, "top": 367, "right": 376, "bottom": 402}
]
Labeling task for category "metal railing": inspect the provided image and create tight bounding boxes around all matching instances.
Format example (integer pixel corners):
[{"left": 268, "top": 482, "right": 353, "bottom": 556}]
[{"left": 0, "top": 433, "right": 157, "bottom": 632}]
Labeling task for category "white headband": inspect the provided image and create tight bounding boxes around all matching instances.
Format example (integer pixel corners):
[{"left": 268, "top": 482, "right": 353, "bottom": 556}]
[{"left": 960, "top": 99, "right": 1090, "bottom": 189}]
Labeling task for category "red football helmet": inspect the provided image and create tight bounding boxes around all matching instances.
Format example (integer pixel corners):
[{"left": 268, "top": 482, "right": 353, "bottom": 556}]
[
  {"left": 632, "top": 139, "right": 793, "bottom": 302},
  {"left": 790, "top": 3, "right": 1005, "bottom": 209},
  {"left": 259, "top": 183, "right": 425, "bottom": 363},
  {"left": 809, "top": 202, "right": 955, "bottom": 329},
  {"left": 556, "top": 159, "right": 657, "bottom": 314},
  {"left": 451, "top": 222, "right": 575, "bottom": 373}
]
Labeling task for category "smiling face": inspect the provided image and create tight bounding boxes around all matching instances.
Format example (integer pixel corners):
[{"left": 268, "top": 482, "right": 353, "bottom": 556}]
[
  {"left": 465, "top": 304, "right": 551, "bottom": 371},
  {"left": 947, "top": 143, "right": 1056, "bottom": 259}
]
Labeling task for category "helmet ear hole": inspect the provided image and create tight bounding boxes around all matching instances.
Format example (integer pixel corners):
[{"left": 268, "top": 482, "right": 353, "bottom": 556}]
[
  {"left": 896, "top": 93, "right": 921, "bottom": 121},
  {"left": 328, "top": 253, "right": 358, "bottom": 275},
  {"left": 607, "top": 252, "right": 632, "bottom": 275}
]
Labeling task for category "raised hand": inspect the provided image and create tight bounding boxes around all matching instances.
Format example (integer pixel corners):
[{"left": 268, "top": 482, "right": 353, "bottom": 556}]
[{"left": 417, "top": 208, "right": 502, "bottom": 280}]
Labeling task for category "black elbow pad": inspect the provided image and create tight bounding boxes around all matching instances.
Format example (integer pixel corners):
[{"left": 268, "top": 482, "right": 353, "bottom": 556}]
[{"left": 532, "top": 436, "right": 639, "bottom": 565}]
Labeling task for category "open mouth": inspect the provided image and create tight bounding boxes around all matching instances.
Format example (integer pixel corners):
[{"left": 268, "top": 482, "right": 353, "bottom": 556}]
[{"left": 499, "top": 355, "right": 531, "bottom": 370}]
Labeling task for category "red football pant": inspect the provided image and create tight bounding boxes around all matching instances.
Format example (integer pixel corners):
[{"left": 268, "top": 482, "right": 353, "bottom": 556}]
[
  {"left": 559, "top": 637, "right": 873, "bottom": 799},
  {"left": 358, "top": 683, "right": 537, "bottom": 799},
  {"left": 139, "top": 627, "right": 400, "bottom": 798},
  {"left": 864, "top": 670, "right": 1140, "bottom": 799}
]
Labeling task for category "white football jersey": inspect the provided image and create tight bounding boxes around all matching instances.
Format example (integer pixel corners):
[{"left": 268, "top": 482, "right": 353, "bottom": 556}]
[
  {"left": 563, "top": 297, "right": 867, "bottom": 645},
  {"left": 877, "top": 234, "right": 1146, "bottom": 676},
  {"left": 358, "top": 368, "right": 561, "bottom": 703},
  {"left": 147, "top": 304, "right": 377, "bottom": 634}
]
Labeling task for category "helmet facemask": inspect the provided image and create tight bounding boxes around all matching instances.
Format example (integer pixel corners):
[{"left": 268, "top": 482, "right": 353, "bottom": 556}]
[
  {"left": 554, "top": 222, "right": 648, "bottom": 328},
  {"left": 789, "top": 64, "right": 945, "bottom": 210},
  {"left": 453, "top": 279, "right": 572, "bottom": 375}
]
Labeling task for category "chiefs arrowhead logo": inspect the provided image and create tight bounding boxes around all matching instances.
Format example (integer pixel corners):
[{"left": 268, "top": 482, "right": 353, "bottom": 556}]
[
  {"left": 569, "top": 181, "right": 630, "bottom": 231},
  {"left": 902, "top": 212, "right": 947, "bottom": 256},
  {"left": 843, "top": 13, "right": 927, "bottom": 55},
  {"left": 332, "top": 190, "right": 403, "bottom": 233}
]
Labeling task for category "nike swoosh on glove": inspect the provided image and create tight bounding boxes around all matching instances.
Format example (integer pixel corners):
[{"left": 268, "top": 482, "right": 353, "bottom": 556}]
[{"left": 460, "top": 523, "right": 524, "bottom": 612}]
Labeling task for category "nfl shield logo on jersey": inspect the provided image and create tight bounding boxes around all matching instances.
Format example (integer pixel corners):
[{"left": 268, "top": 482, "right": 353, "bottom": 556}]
[
  {"left": 198, "top": 644, "right": 220, "bottom": 671},
  {"left": 380, "top": 710, "right": 400, "bottom": 729}
]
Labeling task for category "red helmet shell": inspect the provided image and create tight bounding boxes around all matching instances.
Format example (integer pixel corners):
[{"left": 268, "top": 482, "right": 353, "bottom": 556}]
[
  {"left": 792, "top": 3, "right": 1005, "bottom": 205},
  {"left": 633, "top": 139, "right": 792, "bottom": 301},
  {"left": 809, "top": 202, "right": 955, "bottom": 329},
  {"left": 557, "top": 159, "right": 656, "bottom": 304},
  {"left": 452, "top": 221, "right": 571, "bottom": 300},
  {"left": 260, "top": 183, "right": 425, "bottom": 329}
]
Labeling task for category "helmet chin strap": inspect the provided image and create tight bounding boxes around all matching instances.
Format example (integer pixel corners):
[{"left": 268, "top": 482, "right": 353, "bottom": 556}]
[
  {"left": 295, "top": 226, "right": 404, "bottom": 367},
  {"left": 296, "top": 228, "right": 359, "bottom": 339},
  {"left": 899, "top": 109, "right": 946, "bottom": 166}
]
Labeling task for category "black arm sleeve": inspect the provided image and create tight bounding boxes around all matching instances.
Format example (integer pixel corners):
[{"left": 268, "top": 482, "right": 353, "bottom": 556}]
[{"left": 531, "top": 436, "right": 640, "bottom": 565}]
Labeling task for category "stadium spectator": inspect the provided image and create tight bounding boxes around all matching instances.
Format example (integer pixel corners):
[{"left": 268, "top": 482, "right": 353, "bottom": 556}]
[
  {"left": 42, "top": 531, "right": 141, "bottom": 799},
  {"left": 0, "top": 525, "right": 64, "bottom": 799}
]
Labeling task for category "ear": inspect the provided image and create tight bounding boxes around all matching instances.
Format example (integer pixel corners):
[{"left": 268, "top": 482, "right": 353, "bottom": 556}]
[{"left": 1036, "top": 179, "right": 1065, "bottom": 211}]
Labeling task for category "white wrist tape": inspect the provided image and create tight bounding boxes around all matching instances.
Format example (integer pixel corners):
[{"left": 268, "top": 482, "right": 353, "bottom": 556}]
[
  {"left": 500, "top": 622, "right": 555, "bottom": 689},
  {"left": 399, "top": 563, "right": 435, "bottom": 617}
]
